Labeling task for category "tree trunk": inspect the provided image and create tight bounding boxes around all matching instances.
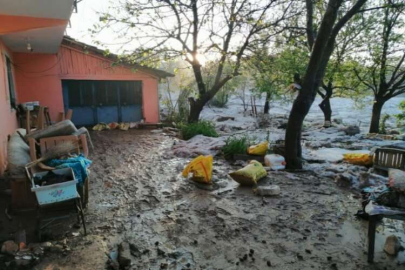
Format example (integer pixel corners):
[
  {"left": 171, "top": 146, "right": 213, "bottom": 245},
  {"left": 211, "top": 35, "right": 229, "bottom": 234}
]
[
  {"left": 188, "top": 98, "right": 205, "bottom": 123},
  {"left": 319, "top": 96, "right": 332, "bottom": 124},
  {"left": 264, "top": 92, "right": 271, "bottom": 114},
  {"left": 285, "top": 92, "right": 315, "bottom": 169},
  {"left": 369, "top": 98, "right": 385, "bottom": 133}
]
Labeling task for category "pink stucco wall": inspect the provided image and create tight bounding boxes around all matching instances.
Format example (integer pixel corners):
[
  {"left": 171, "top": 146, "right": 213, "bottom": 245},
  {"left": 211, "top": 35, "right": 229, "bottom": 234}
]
[
  {"left": 14, "top": 45, "right": 160, "bottom": 123},
  {"left": 0, "top": 41, "right": 18, "bottom": 175}
]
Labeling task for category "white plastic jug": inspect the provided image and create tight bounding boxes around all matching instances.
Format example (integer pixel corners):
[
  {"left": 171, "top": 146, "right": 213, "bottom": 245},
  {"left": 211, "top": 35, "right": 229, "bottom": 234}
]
[{"left": 264, "top": 154, "right": 286, "bottom": 170}]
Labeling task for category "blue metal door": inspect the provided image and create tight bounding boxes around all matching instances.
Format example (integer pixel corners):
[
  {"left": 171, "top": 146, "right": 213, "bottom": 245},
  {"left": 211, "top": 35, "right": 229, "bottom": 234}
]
[
  {"left": 62, "top": 80, "right": 95, "bottom": 126},
  {"left": 62, "top": 80, "right": 143, "bottom": 127},
  {"left": 120, "top": 81, "right": 143, "bottom": 122},
  {"left": 94, "top": 81, "right": 119, "bottom": 124}
]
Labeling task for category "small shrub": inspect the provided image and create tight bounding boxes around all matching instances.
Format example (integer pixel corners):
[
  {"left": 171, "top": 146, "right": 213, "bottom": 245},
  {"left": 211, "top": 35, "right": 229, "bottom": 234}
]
[
  {"left": 222, "top": 135, "right": 256, "bottom": 159},
  {"left": 181, "top": 121, "right": 218, "bottom": 140}
]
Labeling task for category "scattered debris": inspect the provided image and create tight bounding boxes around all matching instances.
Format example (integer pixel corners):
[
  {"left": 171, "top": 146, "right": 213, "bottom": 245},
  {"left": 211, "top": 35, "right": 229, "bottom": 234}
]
[{"left": 254, "top": 185, "right": 281, "bottom": 196}]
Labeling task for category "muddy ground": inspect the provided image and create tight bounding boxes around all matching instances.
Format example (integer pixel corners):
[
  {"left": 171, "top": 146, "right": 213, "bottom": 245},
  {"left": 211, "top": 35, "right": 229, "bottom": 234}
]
[{"left": 14, "top": 129, "right": 401, "bottom": 270}]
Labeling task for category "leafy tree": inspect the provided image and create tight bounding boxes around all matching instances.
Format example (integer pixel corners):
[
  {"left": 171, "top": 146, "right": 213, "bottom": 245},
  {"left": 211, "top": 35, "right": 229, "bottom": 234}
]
[
  {"left": 160, "top": 59, "right": 195, "bottom": 123},
  {"left": 353, "top": 1, "right": 405, "bottom": 133},
  {"left": 94, "top": 0, "right": 298, "bottom": 122},
  {"left": 395, "top": 100, "right": 405, "bottom": 127},
  {"left": 316, "top": 11, "right": 373, "bottom": 126},
  {"left": 280, "top": 3, "right": 372, "bottom": 126},
  {"left": 249, "top": 46, "right": 308, "bottom": 114}
]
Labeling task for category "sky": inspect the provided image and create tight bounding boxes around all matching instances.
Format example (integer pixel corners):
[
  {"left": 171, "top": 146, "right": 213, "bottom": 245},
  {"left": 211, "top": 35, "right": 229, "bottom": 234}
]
[{"left": 66, "top": 0, "right": 110, "bottom": 48}]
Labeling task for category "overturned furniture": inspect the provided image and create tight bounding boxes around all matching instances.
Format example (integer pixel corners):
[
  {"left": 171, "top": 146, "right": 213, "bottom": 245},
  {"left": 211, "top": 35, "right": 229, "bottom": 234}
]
[
  {"left": 26, "top": 167, "right": 87, "bottom": 240},
  {"left": 27, "top": 134, "right": 91, "bottom": 240},
  {"left": 28, "top": 134, "right": 90, "bottom": 206}
]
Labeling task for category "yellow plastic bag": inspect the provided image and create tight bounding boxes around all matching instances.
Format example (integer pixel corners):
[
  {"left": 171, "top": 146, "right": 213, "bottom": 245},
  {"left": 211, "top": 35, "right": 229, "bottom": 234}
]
[
  {"left": 229, "top": 160, "right": 267, "bottom": 186},
  {"left": 119, "top": 123, "right": 130, "bottom": 131},
  {"left": 343, "top": 153, "right": 373, "bottom": 166},
  {"left": 182, "top": 155, "right": 213, "bottom": 184},
  {"left": 247, "top": 141, "right": 268, "bottom": 156},
  {"left": 93, "top": 123, "right": 110, "bottom": 131}
]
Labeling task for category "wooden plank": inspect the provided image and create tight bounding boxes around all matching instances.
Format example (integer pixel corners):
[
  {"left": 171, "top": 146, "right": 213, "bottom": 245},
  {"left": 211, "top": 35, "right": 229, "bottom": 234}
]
[
  {"left": 26, "top": 109, "right": 31, "bottom": 134},
  {"left": 36, "top": 107, "right": 45, "bottom": 130},
  {"left": 66, "top": 109, "right": 73, "bottom": 120}
]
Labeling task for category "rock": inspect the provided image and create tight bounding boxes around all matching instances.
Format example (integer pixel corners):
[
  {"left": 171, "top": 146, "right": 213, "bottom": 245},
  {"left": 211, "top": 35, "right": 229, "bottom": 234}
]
[
  {"left": 384, "top": 235, "right": 401, "bottom": 256},
  {"left": 1, "top": 240, "right": 19, "bottom": 255},
  {"left": 118, "top": 242, "right": 132, "bottom": 268},
  {"left": 342, "top": 125, "right": 360, "bottom": 136},
  {"left": 254, "top": 185, "right": 280, "bottom": 196},
  {"left": 217, "top": 116, "right": 235, "bottom": 122},
  {"left": 129, "top": 243, "right": 141, "bottom": 258},
  {"left": 218, "top": 125, "right": 232, "bottom": 133},
  {"left": 335, "top": 173, "right": 354, "bottom": 187}
]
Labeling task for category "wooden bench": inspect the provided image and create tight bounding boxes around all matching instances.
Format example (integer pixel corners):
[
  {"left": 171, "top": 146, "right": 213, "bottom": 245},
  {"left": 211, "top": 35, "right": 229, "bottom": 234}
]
[{"left": 373, "top": 147, "right": 405, "bottom": 175}]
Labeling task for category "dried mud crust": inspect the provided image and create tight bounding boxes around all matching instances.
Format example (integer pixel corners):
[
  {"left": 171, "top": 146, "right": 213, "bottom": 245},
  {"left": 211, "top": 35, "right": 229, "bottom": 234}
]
[{"left": 37, "top": 129, "right": 402, "bottom": 270}]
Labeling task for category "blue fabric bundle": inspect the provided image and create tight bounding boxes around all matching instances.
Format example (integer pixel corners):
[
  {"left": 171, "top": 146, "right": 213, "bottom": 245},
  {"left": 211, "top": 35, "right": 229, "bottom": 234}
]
[{"left": 46, "top": 154, "right": 92, "bottom": 185}]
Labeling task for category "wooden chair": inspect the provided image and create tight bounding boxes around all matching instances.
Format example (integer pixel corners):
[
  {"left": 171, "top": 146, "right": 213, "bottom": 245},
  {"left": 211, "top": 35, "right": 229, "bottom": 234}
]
[{"left": 29, "top": 135, "right": 88, "bottom": 161}]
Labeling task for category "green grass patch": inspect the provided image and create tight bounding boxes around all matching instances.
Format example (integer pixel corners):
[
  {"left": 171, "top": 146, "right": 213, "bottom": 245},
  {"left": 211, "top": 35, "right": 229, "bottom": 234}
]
[
  {"left": 222, "top": 135, "right": 256, "bottom": 160},
  {"left": 181, "top": 121, "right": 218, "bottom": 140}
]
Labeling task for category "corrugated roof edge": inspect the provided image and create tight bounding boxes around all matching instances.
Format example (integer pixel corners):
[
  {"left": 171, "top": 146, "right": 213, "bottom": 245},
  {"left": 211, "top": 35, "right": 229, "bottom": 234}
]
[{"left": 62, "top": 36, "right": 174, "bottom": 79}]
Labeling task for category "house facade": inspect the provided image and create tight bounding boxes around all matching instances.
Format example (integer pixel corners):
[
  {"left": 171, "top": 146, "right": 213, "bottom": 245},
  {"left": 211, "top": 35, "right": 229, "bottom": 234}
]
[{"left": 0, "top": 0, "right": 171, "bottom": 175}]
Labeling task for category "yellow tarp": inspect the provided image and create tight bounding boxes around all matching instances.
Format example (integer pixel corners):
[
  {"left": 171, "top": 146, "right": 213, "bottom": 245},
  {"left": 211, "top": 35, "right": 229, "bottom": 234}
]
[{"left": 343, "top": 153, "right": 373, "bottom": 166}]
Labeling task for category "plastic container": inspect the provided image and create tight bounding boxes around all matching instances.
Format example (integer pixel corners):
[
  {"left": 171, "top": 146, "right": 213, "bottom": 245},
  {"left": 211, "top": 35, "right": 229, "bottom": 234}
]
[
  {"left": 264, "top": 154, "right": 286, "bottom": 170},
  {"left": 31, "top": 168, "right": 78, "bottom": 205}
]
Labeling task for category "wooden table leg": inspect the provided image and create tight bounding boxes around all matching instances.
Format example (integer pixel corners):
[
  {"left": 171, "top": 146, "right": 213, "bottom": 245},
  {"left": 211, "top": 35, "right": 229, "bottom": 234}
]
[{"left": 368, "top": 215, "right": 378, "bottom": 263}]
